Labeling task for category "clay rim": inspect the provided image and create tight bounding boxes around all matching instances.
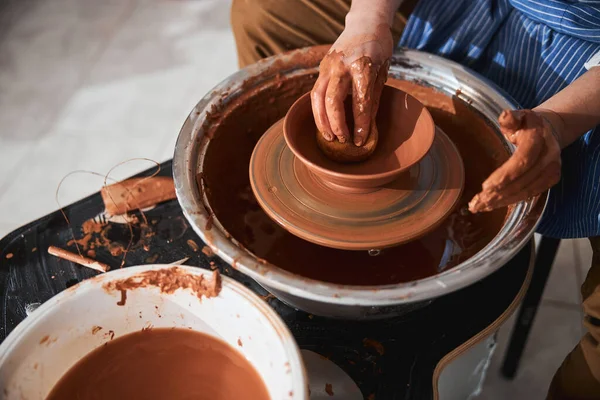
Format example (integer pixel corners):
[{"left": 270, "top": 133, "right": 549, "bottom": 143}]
[
  {"left": 283, "top": 91, "right": 436, "bottom": 180},
  {"left": 173, "top": 46, "right": 547, "bottom": 306},
  {"left": 0, "top": 265, "right": 309, "bottom": 399}
]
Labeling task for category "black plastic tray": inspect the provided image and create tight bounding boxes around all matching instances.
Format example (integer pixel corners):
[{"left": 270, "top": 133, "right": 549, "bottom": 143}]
[{"left": 0, "top": 160, "right": 530, "bottom": 399}]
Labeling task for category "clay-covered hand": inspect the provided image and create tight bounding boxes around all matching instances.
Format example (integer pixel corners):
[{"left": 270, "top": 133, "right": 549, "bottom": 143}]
[
  {"left": 469, "top": 109, "right": 562, "bottom": 213},
  {"left": 311, "top": 12, "right": 393, "bottom": 146}
]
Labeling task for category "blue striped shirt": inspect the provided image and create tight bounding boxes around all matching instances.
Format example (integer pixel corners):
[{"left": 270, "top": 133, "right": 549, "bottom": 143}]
[{"left": 400, "top": 0, "right": 600, "bottom": 239}]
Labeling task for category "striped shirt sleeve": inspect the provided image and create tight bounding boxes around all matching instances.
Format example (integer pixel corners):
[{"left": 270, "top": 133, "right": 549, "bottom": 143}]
[{"left": 509, "top": 0, "right": 600, "bottom": 43}]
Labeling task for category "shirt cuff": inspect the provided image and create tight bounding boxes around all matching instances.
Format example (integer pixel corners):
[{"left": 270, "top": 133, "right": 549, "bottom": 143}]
[{"left": 584, "top": 50, "right": 600, "bottom": 70}]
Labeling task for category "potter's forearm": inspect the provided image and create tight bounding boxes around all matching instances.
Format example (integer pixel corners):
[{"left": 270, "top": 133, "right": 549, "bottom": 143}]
[
  {"left": 346, "top": 0, "right": 403, "bottom": 27},
  {"left": 535, "top": 67, "right": 600, "bottom": 149}
]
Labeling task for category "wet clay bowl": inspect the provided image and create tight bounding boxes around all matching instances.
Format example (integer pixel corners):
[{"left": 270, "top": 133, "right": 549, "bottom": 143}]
[
  {"left": 284, "top": 85, "right": 436, "bottom": 192},
  {"left": 250, "top": 121, "right": 464, "bottom": 251},
  {"left": 0, "top": 265, "right": 308, "bottom": 400}
]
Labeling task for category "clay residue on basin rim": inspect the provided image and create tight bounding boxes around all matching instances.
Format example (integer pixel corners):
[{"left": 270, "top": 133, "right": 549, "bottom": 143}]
[{"left": 102, "top": 267, "right": 222, "bottom": 301}]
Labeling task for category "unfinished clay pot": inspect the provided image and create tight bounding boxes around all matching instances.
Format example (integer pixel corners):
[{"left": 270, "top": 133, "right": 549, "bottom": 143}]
[
  {"left": 284, "top": 85, "right": 436, "bottom": 192},
  {"left": 250, "top": 120, "right": 464, "bottom": 251}
]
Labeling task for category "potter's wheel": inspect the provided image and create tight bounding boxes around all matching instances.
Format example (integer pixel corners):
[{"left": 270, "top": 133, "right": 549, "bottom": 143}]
[{"left": 250, "top": 119, "right": 465, "bottom": 251}]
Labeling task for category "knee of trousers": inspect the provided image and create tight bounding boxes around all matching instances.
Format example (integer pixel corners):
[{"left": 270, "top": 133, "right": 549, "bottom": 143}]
[{"left": 230, "top": 0, "right": 274, "bottom": 41}]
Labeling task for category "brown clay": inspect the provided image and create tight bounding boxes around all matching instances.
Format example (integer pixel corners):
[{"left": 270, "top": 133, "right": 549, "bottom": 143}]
[
  {"left": 46, "top": 328, "right": 269, "bottom": 400},
  {"left": 101, "top": 177, "right": 176, "bottom": 216},
  {"left": 284, "top": 86, "right": 435, "bottom": 192},
  {"left": 325, "top": 383, "right": 334, "bottom": 396},
  {"left": 102, "top": 267, "right": 222, "bottom": 300},
  {"left": 315, "top": 122, "right": 378, "bottom": 163},
  {"left": 250, "top": 120, "right": 464, "bottom": 250},
  {"left": 313, "top": 70, "right": 380, "bottom": 163}
]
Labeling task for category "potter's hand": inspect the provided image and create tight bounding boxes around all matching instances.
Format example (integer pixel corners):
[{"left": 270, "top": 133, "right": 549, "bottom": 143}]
[
  {"left": 311, "top": 10, "right": 393, "bottom": 146},
  {"left": 469, "top": 110, "right": 562, "bottom": 213}
]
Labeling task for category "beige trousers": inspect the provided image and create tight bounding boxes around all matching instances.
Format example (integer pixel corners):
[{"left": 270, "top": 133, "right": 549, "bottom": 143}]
[
  {"left": 547, "top": 238, "right": 600, "bottom": 399},
  {"left": 231, "top": 0, "right": 414, "bottom": 68}
]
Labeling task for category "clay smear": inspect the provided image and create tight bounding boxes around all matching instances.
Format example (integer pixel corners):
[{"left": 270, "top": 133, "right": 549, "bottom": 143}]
[
  {"left": 103, "top": 267, "right": 222, "bottom": 306},
  {"left": 325, "top": 383, "right": 334, "bottom": 396}
]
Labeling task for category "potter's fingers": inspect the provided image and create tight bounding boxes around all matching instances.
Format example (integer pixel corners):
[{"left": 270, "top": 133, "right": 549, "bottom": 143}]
[
  {"left": 357, "top": 62, "right": 387, "bottom": 149},
  {"left": 369, "top": 59, "right": 389, "bottom": 125},
  {"left": 471, "top": 162, "right": 560, "bottom": 212},
  {"left": 471, "top": 137, "right": 560, "bottom": 213},
  {"left": 468, "top": 194, "right": 484, "bottom": 213},
  {"left": 350, "top": 58, "right": 377, "bottom": 146},
  {"left": 472, "top": 160, "right": 559, "bottom": 213},
  {"left": 325, "top": 72, "right": 352, "bottom": 143},
  {"left": 498, "top": 110, "right": 524, "bottom": 131},
  {"left": 499, "top": 110, "right": 526, "bottom": 145},
  {"left": 488, "top": 158, "right": 561, "bottom": 203},
  {"left": 484, "top": 136, "right": 561, "bottom": 199},
  {"left": 480, "top": 127, "right": 545, "bottom": 192},
  {"left": 311, "top": 74, "right": 334, "bottom": 141}
]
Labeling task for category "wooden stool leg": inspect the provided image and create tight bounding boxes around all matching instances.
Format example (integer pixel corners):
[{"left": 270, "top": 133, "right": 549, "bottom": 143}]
[{"left": 501, "top": 236, "right": 561, "bottom": 379}]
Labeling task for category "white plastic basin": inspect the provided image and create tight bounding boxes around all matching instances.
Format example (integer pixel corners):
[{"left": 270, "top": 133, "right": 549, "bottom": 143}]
[{"left": 0, "top": 265, "right": 308, "bottom": 399}]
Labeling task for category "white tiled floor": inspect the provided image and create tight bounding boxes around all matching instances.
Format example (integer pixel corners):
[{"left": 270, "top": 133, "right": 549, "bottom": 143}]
[{"left": 0, "top": 1, "right": 595, "bottom": 398}]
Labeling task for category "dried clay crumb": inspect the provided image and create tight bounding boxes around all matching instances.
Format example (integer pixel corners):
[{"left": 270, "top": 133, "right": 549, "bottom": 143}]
[
  {"left": 325, "top": 383, "right": 334, "bottom": 396},
  {"left": 202, "top": 246, "right": 214, "bottom": 257},
  {"left": 259, "top": 293, "right": 275, "bottom": 302},
  {"left": 205, "top": 215, "right": 214, "bottom": 231},
  {"left": 363, "top": 338, "right": 385, "bottom": 355},
  {"left": 66, "top": 219, "right": 128, "bottom": 260},
  {"left": 187, "top": 239, "right": 200, "bottom": 252}
]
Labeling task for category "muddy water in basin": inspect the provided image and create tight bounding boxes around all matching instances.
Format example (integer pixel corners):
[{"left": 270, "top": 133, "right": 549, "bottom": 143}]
[{"left": 201, "top": 76, "right": 508, "bottom": 286}]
